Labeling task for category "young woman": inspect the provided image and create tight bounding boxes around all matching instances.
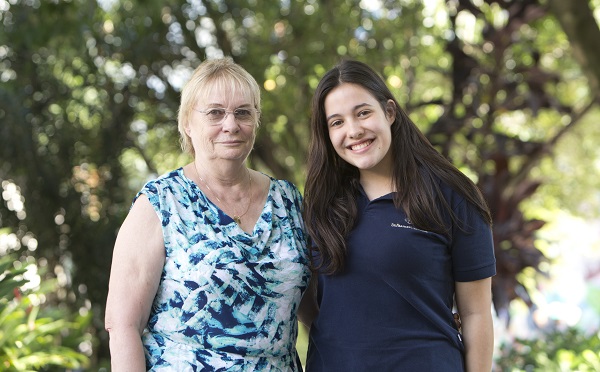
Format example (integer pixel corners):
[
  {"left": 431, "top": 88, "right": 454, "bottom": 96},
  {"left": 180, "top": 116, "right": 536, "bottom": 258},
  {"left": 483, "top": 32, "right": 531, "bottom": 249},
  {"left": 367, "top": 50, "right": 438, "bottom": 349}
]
[{"left": 302, "top": 60, "right": 496, "bottom": 371}]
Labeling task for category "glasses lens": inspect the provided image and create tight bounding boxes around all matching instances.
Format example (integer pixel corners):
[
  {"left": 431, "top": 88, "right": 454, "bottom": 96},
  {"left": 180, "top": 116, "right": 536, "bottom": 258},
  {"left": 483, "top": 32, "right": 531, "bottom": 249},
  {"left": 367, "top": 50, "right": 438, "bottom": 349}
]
[
  {"left": 234, "top": 109, "right": 254, "bottom": 122},
  {"left": 205, "top": 109, "right": 226, "bottom": 123}
]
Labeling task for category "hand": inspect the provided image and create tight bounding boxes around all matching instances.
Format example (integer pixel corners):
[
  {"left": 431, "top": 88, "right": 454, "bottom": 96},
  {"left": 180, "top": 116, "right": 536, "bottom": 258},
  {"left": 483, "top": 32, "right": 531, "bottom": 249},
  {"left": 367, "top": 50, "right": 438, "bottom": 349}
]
[{"left": 453, "top": 312, "right": 462, "bottom": 333}]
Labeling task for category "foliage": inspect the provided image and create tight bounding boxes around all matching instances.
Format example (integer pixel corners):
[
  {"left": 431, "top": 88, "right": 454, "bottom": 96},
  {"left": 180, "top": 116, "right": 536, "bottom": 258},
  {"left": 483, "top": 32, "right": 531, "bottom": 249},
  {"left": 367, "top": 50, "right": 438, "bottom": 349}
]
[
  {"left": 525, "top": 108, "right": 600, "bottom": 218},
  {"left": 496, "top": 327, "right": 600, "bottom": 371},
  {"left": 296, "top": 322, "right": 309, "bottom": 367},
  {"left": 0, "top": 253, "right": 90, "bottom": 371}
]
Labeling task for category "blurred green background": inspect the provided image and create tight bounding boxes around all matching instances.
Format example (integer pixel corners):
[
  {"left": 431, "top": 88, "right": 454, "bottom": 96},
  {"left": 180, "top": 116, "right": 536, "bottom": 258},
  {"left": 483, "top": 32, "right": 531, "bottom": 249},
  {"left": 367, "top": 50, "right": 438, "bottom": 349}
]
[{"left": 1, "top": 0, "right": 600, "bottom": 370}]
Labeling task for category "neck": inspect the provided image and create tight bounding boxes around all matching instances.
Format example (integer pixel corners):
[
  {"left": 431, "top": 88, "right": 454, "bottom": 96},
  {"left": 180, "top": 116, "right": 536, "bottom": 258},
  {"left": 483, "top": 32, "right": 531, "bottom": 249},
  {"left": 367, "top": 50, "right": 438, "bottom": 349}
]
[
  {"left": 359, "top": 170, "right": 394, "bottom": 200},
  {"left": 194, "top": 157, "right": 248, "bottom": 186},
  {"left": 192, "top": 160, "right": 253, "bottom": 225}
]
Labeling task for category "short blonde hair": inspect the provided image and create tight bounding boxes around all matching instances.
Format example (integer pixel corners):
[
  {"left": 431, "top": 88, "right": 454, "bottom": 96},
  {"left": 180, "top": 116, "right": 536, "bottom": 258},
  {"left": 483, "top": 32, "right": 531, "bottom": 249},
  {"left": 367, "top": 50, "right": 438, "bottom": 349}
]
[{"left": 177, "top": 58, "right": 261, "bottom": 155}]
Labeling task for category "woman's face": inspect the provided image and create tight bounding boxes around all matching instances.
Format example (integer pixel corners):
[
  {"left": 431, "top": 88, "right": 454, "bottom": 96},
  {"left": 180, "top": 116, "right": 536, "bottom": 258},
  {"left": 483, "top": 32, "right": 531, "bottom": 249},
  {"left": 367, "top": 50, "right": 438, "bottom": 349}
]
[
  {"left": 186, "top": 84, "right": 257, "bottom": 163},
  {"left": 324, "top": 83, "right": 395, "bottom": 176}
]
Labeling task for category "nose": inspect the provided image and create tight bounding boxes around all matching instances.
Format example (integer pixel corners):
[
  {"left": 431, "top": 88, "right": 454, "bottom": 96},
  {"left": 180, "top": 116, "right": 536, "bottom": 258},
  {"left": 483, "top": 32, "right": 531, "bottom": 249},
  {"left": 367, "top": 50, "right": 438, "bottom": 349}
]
[
  {"left": 221, "top": 112, "right": 240, "bottom": 133},
  {"left": 347, "top": 119, "right": 364, "bottom": 138}
]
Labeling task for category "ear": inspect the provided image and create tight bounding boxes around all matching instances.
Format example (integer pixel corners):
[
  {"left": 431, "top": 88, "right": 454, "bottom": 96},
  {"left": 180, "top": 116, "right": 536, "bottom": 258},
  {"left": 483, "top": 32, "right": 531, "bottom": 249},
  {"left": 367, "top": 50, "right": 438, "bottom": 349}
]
[
  {"left": 385, "top": 100, "right": 396, "bottom": 125},
  {"left": 184, "top": 121, "right": 192, "bottom": 136}
]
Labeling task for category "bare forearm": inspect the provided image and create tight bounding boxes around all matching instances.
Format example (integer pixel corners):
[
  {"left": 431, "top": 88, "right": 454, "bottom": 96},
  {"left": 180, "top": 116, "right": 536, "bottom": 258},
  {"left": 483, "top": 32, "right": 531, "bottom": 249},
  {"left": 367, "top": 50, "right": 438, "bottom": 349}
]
[
  {"left": 108, "top": 328, "right": 147, "bottom": 372},
  {"left": 462, "top": 313, "right": 494, "bottom": 372}
]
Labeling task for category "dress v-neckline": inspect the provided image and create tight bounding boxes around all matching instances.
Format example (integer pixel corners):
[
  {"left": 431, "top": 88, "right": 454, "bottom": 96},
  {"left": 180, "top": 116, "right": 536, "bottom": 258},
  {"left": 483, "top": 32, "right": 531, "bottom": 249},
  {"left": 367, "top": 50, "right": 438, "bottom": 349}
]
[{"left": 180, "top": 167, "right": 272, "bottom": 236}]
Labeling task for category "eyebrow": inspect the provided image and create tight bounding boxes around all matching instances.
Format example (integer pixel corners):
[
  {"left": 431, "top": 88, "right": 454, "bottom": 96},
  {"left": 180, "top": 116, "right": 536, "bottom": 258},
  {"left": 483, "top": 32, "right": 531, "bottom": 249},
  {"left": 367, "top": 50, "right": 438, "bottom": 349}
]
[
  {"left": 203, "top": 103, "right": 253, "bottom": 108},
  {"left": 326, "top": 103, "right": 372, "bottom": 121}
]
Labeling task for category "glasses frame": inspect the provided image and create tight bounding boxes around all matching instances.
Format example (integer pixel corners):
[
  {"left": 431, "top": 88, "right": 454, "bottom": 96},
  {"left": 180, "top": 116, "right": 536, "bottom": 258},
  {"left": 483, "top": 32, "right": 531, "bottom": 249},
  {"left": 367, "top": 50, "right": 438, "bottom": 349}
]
[{"left": 193, "top": 107, "right": 260, "bottom": 126}]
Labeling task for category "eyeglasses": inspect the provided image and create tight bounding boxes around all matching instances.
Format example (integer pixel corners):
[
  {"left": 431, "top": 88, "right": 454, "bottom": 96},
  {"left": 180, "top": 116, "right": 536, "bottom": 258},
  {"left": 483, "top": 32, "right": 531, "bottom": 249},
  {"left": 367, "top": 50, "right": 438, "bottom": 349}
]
[{"left": 193, "top": 107, "right": 259, "bottom": 125}]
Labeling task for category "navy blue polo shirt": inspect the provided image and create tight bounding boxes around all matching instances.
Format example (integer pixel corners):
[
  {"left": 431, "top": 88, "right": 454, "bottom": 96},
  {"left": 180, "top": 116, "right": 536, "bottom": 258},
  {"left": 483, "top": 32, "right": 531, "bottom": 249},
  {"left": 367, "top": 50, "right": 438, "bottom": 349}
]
[{"left": 306, "top": 184, "right": 496, "bottom": 371}]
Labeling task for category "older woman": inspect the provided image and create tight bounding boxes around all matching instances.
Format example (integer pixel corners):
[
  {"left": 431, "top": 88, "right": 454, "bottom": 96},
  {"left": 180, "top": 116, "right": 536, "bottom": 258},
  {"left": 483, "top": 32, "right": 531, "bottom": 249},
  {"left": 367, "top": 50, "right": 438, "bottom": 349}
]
[{"left": 105, "top": 58, "right": 311, "bottom": 371}]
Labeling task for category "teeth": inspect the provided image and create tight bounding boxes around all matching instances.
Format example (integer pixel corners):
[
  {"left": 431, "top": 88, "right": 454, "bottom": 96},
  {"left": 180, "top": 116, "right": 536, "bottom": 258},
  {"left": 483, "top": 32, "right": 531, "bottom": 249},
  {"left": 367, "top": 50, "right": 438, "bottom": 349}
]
[{"left": 351, "top": 140, "right": 372, "bottom": 151}]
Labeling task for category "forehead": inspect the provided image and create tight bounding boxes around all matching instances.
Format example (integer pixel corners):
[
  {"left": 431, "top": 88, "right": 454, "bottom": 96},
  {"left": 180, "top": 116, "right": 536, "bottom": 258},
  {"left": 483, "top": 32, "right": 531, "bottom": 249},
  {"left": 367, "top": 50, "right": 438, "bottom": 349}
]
[
  {"left": 324, "top": 83, "right": 378, "bottom": 113},
  {"left": 196, "top": 76, "right": 254, "bottom": 107}
]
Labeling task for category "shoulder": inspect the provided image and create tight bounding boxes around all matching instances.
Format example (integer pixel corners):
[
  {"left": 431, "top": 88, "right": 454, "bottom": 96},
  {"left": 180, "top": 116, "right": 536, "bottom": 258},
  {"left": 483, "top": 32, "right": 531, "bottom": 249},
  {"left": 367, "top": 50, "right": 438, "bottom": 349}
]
[
  {"left": 270, "top": 177, "right": 302, "bottom": 200},
  {"left": 428, "top": 175, "right": 465, "bottom": 209},
  {"left": 139, "top": 168, "right": 184, "bottom": 193},
  {"left": 435, "top": 178, "right": 486, "bottom": 228},
  {"left": 440, "top": 180, "right": 466, "bottom": 207},
  {"left": 135, "top": 168, "right": 187, "bottom": 206},
  {"left": 272, "top": 177, "right": 300, "bottom": 192},
  {"left": 144, "top": 168, "right": 183, "bottom": 188}
]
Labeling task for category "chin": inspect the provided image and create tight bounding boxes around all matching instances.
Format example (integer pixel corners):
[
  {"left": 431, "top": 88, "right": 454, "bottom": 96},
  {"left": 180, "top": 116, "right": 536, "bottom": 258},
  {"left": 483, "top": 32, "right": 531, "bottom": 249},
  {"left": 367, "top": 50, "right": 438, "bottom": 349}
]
[{"left": 347, "top": 160, "right": 378, "bottom": 170}]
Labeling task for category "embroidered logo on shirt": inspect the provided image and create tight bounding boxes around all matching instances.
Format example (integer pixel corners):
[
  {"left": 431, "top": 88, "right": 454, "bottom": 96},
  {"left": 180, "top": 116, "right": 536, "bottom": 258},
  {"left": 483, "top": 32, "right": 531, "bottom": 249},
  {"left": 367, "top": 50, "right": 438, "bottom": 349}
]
[{"left": 390, "top": 221, "right": 431, "bottom": 234}]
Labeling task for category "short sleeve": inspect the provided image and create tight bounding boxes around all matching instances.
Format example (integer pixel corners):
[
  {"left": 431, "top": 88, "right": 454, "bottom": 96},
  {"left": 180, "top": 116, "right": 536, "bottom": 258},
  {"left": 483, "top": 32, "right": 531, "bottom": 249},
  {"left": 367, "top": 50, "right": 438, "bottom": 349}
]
[{"left": 449, "top": 195, "right": 496, "bottom": 282}]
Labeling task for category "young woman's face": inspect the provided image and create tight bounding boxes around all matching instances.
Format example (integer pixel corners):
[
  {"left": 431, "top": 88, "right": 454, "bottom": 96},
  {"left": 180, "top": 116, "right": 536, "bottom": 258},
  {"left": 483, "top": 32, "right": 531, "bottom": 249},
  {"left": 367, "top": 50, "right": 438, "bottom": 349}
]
[
  {"left": 324, "top": 83, "right": 395, "bottom": 175},
  {"left": 185, "top": 84, "right": 257, "bottom": 162}
]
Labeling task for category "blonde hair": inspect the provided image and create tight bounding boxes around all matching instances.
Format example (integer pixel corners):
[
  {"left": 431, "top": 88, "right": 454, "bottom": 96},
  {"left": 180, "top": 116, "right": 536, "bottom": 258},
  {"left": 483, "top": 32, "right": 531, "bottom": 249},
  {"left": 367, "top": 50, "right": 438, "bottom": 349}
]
[{"left": 177, "top": 57, "right": 261, "bottom": 155}]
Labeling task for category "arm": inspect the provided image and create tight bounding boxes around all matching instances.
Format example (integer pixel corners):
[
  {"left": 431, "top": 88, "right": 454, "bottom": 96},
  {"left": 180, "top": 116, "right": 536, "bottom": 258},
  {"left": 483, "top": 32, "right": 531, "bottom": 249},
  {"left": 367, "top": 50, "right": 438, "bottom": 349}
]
[
  {"left": 297, "top": 275, "right": 319, "bottom": 329},
  {"left": 105, "top": 195, "right": 165, "bottom": 371},
  {"left": 455, "top": 277, "right": 494, "bottom": 372}
]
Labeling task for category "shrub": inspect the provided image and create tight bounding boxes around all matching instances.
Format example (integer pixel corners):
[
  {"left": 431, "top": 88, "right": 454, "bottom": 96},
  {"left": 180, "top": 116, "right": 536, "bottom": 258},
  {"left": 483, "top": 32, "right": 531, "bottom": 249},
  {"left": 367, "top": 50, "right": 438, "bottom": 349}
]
[
  {"left": 497, "top": 327, "right": 600, "bottom": 371},
  {"left": 0, "top": 254, "right": 90, "bottom": 371}
]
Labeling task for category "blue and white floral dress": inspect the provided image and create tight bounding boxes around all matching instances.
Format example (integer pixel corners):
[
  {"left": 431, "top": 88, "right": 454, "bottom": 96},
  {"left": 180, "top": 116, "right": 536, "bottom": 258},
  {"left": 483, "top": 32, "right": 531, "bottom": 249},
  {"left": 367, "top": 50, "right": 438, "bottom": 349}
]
[{"left": 137, "top": 168, "right": 311, "bottom": 371}]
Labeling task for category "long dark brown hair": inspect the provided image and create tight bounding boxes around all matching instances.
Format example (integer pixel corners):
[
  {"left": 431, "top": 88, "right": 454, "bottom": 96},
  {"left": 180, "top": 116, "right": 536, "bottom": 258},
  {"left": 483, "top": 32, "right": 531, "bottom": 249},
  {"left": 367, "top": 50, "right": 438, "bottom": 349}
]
[{"left": 303, "top": 59, "right": 492, "bottom": 274}]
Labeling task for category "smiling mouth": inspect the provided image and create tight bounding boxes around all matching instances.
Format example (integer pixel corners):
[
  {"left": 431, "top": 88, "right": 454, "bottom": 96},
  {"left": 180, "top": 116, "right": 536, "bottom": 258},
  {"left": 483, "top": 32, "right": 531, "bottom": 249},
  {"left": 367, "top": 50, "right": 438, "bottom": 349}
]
[
  {"left": 219, "top": 140, "right": 243, "bottom": 145},
  {"left": 349, "top": 140, "right": 373, "bottom": 151}
]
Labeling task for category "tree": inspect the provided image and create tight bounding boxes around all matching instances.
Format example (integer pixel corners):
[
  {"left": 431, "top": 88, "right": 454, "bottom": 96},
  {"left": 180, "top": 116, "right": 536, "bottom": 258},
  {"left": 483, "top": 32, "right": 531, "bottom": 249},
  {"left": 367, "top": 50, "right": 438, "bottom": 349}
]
[{"left": 425, "top": 0, "right": 598, "bottom": 323}]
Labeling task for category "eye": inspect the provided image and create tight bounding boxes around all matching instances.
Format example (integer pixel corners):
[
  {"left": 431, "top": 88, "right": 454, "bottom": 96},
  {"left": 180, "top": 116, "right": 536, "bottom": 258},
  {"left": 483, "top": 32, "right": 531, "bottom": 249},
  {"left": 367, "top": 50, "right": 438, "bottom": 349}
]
[
  {"left": 234, "top": 108, "right": 254, "bottom": 120},
  {"left": 329, "top": 119, "right": 343, "bottom": 127},
  {"left": 357, "top": 109, "right": 372, "bottom": 118},
  {"left": 206, "top": 108, "right": 226, "bottom": 120}
]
